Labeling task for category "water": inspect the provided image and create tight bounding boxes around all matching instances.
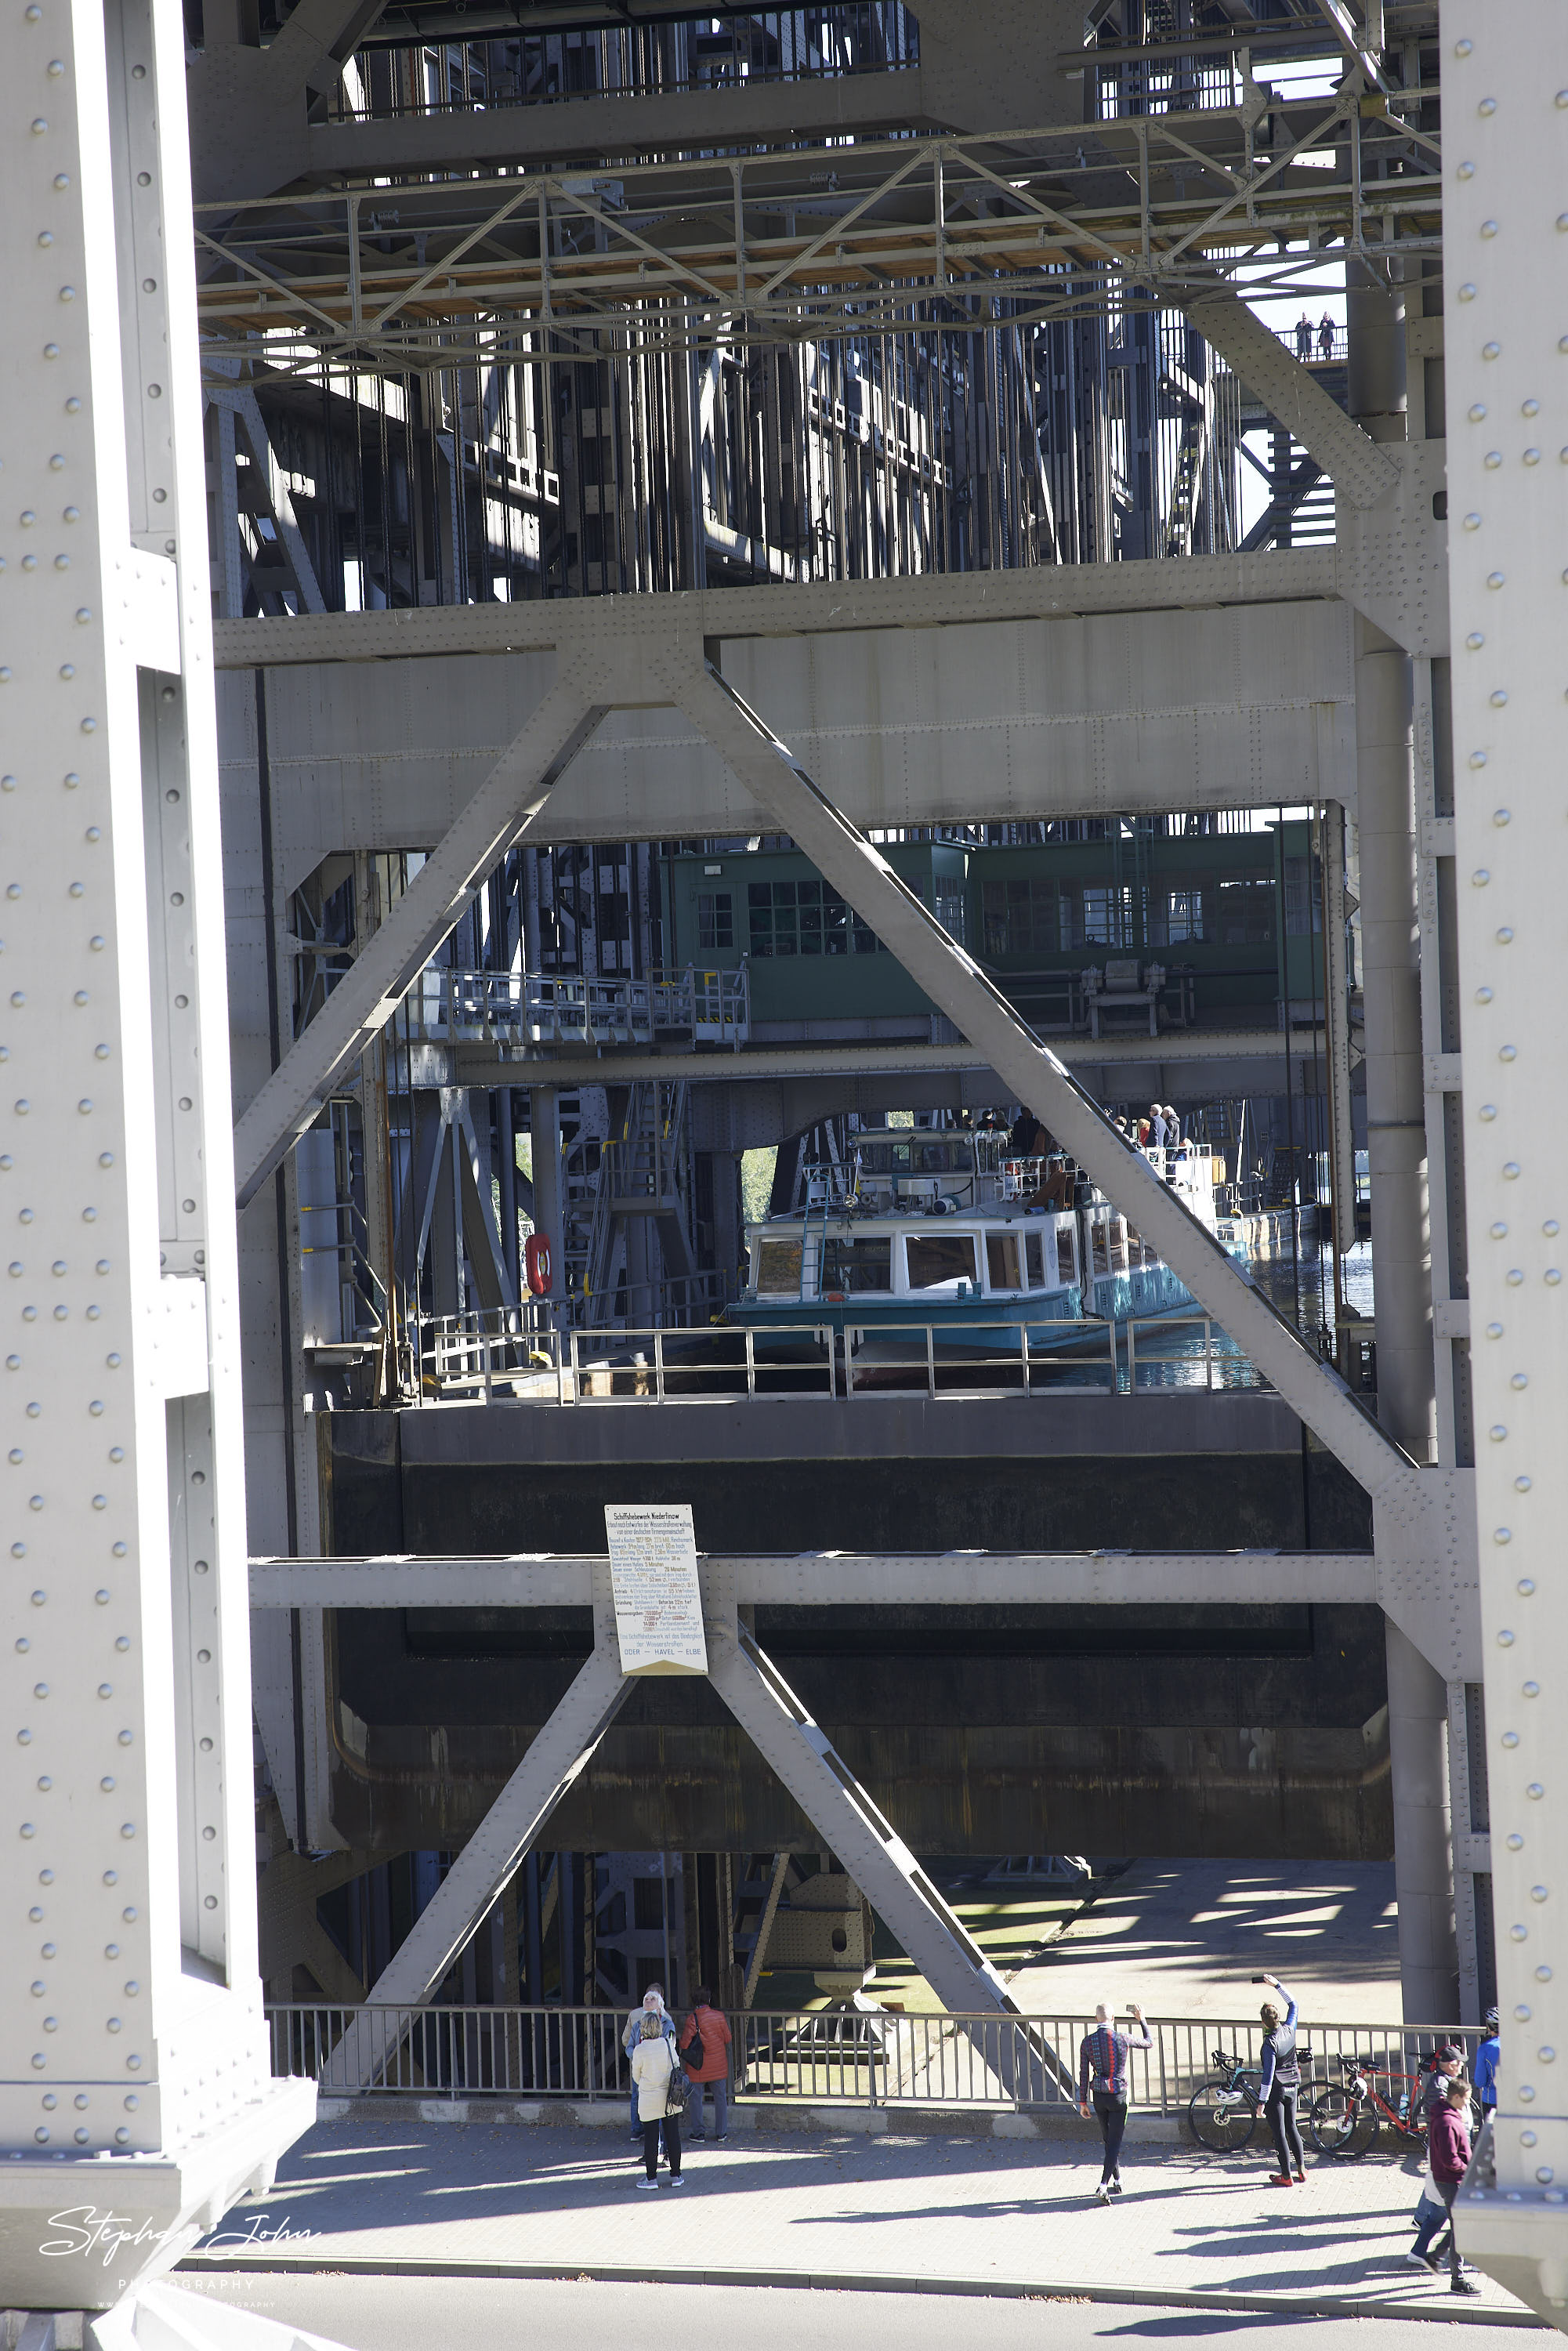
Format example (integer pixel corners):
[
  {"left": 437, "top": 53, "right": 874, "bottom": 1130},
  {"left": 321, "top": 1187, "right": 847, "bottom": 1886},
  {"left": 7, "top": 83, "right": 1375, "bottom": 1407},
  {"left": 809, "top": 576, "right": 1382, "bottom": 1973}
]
[{"left": 1113, "top": 1237, "right": 1376, "bottom": 1395}]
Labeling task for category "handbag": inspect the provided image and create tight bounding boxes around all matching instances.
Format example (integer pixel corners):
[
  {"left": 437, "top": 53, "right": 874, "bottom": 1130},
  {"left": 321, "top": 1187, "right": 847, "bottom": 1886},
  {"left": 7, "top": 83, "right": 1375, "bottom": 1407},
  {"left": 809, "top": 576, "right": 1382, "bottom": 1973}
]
[{"left": 680, "top": 2020, "right": 704, "bottom": 2072}]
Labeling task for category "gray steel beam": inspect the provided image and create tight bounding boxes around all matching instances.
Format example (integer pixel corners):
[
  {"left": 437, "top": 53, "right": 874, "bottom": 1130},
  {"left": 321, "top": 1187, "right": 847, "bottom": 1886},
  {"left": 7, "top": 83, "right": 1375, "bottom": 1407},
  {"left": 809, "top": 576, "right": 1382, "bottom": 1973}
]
[
  {"left": 706, "top": 1618, "right": 1063, "bottom": 2096},
  {"left": 357, "top": 1633, "right": 630, "bottom": 2012},
  {"left": 232, "top": 675, "right": 607, "bottom": 1206},
  {"left": 668, "top": 652, "right": 1405, "bottom": 1501},
  {"left": 444, "top": 1028, "right": 1324, "bottom": 1092},
  {"left": 212, "top": 547, "right": 1339, "bottom": 670},
  {"left": 248, "top": 1551, "right": 1378, "bottom": 1609},
  {"left": 1184, "top": 285, "right": 1400, "bottom": 511}
]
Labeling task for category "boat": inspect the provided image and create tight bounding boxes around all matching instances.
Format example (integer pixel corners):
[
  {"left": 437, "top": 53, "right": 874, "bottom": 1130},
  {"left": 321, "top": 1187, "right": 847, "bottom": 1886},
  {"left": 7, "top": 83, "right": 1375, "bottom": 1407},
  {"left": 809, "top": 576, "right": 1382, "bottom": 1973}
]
[{"left": 728, "top": 1125, "right": 1246, "bottom": 1366}]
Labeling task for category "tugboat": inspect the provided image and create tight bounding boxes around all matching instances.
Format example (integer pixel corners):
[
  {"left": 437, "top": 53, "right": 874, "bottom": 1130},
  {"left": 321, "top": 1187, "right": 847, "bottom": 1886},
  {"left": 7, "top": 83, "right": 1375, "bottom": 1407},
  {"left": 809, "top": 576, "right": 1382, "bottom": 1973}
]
[{"left": 729, "top": 1125, "right": 1244, "bottom": 1363}]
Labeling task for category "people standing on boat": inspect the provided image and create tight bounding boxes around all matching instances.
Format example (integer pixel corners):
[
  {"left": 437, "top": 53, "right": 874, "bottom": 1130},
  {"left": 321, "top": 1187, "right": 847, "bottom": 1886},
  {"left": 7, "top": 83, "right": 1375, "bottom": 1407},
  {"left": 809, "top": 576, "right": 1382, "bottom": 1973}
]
[
  {"left": 1077, "top": 2000, "right": 1153, "bottom": 2201},
  {"left": 1146, "top": 1103, "right": 1167, "bottom": 1150},
  {"left": 1252, "top": 1972, "right": 1305, "bottom": 2185},
  {"left": 1010, "top": 1108, "right": 1048, "bottom": 1159},
  {"left": 1163, "top": 1104, "right": 1183, "bottom": 1146}
]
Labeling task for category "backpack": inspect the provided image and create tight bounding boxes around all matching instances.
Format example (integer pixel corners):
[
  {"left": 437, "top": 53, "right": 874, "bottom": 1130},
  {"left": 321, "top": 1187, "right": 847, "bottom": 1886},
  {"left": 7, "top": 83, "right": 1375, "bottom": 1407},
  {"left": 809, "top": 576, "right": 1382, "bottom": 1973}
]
[
  {"left": 680, "top": 2017, "right": 704, "bottom": 2073},
  {"left": 664, "top": 2059, "right": 691, "bottom": 2118}
]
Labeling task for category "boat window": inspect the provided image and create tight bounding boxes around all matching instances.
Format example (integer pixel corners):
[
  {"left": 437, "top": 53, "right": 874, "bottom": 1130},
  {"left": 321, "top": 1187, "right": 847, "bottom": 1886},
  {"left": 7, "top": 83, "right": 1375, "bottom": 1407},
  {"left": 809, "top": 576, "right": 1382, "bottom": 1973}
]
[
  {"left": 1024, "top": 1232, "right": 1045, "bottom": 1288},
  {"left": 754, "top": 1237, "right": 803, "bottom": 1294},
  {"left": 857, "top": 1143, "right": 891, "bottom": 1175},
  {"left": 985, "top": 1232, "right": 1020, "bottom": 1291},
  {"left": 820, "top": 1236, "right": 893, "bottom": 1293},
  {"left": 917, "top": 1142, "right": 951, "bottom": 1174},
  {"left": 890, "top": 1141, "right": 913, "bottom": 1172},
  {"left": 905, "top": 1232, "right": 979, "bottom": 1289},
  {"left": 1110, "top": 1218, "right": 1129, "bottom": 1273},
  {"left": 1091, "top": 1219, "right": 1110, "bottom": 1276}
]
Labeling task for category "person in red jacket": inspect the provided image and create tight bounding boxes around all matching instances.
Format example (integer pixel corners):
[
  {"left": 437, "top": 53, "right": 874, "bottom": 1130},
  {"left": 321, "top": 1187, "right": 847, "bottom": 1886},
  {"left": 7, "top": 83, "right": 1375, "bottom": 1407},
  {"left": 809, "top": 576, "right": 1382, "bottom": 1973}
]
[
  {"left": 1421, "top": 2077, "right": 1481, "bottom": 2294},
  {"left": 683, "top": 1987, "right": 733, "bottom": 2142}
]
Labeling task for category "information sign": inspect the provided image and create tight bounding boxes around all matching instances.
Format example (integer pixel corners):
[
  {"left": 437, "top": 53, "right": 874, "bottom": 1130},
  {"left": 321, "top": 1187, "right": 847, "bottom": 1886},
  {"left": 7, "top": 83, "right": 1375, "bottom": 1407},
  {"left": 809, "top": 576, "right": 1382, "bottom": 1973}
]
[{"left": 604, "top": 1503, "right": 708, "bottom": 1677}]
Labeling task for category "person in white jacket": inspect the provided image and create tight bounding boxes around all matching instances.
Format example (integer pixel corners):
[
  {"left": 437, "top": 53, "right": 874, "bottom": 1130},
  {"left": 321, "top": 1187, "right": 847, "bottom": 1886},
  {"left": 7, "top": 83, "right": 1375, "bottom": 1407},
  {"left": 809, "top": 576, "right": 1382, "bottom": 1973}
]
[
  {"left": 631, "top": 2011, "right": 684, "bottom": 2186},
  {"left": 622, "top": 1986, "right": 677, "bottom": 2144}
]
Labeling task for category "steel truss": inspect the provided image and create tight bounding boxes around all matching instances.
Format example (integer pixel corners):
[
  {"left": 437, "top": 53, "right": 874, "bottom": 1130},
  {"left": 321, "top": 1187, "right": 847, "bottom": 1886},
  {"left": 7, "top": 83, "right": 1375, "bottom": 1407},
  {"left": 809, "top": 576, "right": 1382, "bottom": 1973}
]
[{"left": 195, "top": 106, "right": 1442, "bottom": 374}]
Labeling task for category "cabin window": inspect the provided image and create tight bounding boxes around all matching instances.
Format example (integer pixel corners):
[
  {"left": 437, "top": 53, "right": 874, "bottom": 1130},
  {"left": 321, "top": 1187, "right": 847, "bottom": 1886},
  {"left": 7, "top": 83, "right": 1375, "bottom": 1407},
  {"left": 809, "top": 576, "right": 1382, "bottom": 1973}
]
[
  {"left": 985, "top": 1232, "right": 1020, "bottom": 1291},
  {"left": 1110, "top": 1218, "right": 1129, "bottom": 1274},
  {"left": 905, "top": 1233, "right": 979, "bottom": 1290},
  {"left": 754, "top": 1237, "right": 803, "bottom": 1293},
  {"left": 1091, "top": 1218, "right": 1110, "bottom": 1276},
  {"left": 820, "top": 1236, "right": 893, "bottom": 1293},
  {"left": 1024, "top": 1232, "right": 1045, "bottom": 1288}
]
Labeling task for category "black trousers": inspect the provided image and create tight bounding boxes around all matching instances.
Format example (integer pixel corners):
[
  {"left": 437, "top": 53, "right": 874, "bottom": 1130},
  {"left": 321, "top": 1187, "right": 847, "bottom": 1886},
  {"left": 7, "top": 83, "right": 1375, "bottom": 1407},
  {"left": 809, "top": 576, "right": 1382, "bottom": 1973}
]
[
  {"left": 1094, "top": 2094, "right": 1128, "bottom": 2183},
  {"left": 1266, "top": 2084, "right": 1304, "bottom": 2174},
  {"left": 643, "top": 2113, "right": 681, "bottom": 2180}
]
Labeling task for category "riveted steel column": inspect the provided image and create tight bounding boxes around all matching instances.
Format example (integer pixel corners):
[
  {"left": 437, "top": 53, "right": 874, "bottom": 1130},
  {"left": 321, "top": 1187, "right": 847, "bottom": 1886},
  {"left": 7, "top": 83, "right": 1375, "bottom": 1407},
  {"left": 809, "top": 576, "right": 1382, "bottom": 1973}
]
[{"left": 0, "top": 0, "right": 311, "bottom": 2309}]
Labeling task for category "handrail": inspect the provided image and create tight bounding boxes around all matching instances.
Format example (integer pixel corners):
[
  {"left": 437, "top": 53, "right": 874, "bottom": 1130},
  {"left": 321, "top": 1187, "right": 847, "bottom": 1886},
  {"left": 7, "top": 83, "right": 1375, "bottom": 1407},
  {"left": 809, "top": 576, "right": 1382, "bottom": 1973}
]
[
  {"left": 264, "top": 2001, "right": 1482, "bottom": 2116},
  {"left": 405, "top": 1312, "right": 1267, "bottom": 1404}
]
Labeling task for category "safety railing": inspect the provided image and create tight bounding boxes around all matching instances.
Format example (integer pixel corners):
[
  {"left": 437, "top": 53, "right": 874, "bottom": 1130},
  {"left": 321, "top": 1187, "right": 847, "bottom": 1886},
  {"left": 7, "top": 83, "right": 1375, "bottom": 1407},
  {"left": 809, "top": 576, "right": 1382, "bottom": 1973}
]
[
  {"left": 563, "top": 1322, "right": 836, "bottom": 1404},
  {"left": 410, "top": 1314, "right": 1270, "bottom": 1404},
  {"left": 404, "top": 965, "right": 749, "bottom": 1054},
  {"left": 842, "top": 1314, "right": 1262, "bottom": 1399},
  {"left": 265, "top": 2003, "right": 1482, "bottom": 2117}
]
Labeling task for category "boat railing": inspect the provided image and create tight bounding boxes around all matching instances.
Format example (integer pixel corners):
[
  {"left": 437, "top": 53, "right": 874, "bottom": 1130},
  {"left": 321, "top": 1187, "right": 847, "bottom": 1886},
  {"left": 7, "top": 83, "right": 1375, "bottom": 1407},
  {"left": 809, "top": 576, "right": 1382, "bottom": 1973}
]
[
  {"left": 404, "top": 1315, "right": 1266, "bottom": 1405},
  {"left": 841, "top": 1313, "right": 1249, "bottom": 1400}
]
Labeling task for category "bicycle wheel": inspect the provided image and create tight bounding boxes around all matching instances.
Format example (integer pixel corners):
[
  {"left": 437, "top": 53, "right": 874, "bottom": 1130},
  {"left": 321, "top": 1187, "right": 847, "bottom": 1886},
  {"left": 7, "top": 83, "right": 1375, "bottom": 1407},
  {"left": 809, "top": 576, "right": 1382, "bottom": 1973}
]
[
  {"left": 1189, "top": 2080, "right": 1260, "bottom": 2152},
  {"left": 1309, "top": 2086, "right": 1379, "bottom": 2158}
]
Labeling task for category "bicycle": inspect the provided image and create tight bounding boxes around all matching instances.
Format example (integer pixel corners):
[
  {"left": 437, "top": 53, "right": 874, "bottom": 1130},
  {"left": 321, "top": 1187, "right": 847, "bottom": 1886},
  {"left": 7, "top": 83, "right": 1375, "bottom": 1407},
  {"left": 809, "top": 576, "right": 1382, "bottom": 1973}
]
[
  {"left": 1309, "top": 2055, "right": 1482, "bottom": 2160},
  {"left": 1188, "top": 2047, "right": 1264, "bottom": 2152}
]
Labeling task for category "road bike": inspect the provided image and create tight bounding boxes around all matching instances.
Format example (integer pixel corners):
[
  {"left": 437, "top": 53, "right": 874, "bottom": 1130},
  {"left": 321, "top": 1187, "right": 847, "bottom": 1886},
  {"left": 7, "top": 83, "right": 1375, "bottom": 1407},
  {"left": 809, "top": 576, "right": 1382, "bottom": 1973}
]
[
  {"left": 1309, "top": 2054, "right": 1481, "bottom": 2159},
  {"left": 1188, "top": 2048, "right": 1264, "bottom": 2152}
]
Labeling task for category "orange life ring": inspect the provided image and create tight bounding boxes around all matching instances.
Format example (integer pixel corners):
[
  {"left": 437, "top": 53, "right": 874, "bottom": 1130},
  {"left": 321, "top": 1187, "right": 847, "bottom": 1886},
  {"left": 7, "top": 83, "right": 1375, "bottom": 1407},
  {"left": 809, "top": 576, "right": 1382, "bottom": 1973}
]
[{"left": 524, "top": 1232, "right": 553, "bottom": 1297}]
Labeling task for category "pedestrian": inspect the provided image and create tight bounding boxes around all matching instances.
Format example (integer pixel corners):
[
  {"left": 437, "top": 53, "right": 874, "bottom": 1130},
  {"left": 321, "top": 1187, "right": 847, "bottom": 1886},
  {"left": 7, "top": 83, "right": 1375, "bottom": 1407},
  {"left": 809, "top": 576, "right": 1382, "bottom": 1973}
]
[
  {"left": 1414, "top": 2041, "right": 1465, "bottom": 2133},
  {"left": 1078, "top": 1999, "right": 1153, "bottom": 2202},
  {"left": 1318, "top": 311, "right": 1334, "bottom": 361},
  {"left": 1416, "top": 2078, "right": 1481, "bottom": 2292},
  {"left": 1295, "top": 311, "right": 1313, "bottom": 361},
  {"left": 1148, "top": 1103, "right": 1168, "bottom": 1150},
  {"left": 622, "top": 1984, "right": 677, "bottom": 2146},
  {"left": 1474, "top": 2008, "right": 1500, "bottom": 2126},
  {"left": 1254, "top": 1972, "right": 1305, "bottom": 2186},
  {"left": 631, "top": 2011, "right": 685, "bottom": 2188},
  {"left": 683, "top": 1986, "right": 733, "bottom": 2141}
]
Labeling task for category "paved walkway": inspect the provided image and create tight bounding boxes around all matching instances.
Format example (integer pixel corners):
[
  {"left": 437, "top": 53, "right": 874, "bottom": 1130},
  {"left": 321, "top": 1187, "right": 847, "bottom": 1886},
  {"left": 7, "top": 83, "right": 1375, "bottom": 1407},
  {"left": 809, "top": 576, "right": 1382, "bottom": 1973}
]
[
  {"left": 1007, "top": 1860, "right": 1403, "bottom": 2023},
  {"left": 185, "top": 2114, "right": 1540, "bottom": 2326}
]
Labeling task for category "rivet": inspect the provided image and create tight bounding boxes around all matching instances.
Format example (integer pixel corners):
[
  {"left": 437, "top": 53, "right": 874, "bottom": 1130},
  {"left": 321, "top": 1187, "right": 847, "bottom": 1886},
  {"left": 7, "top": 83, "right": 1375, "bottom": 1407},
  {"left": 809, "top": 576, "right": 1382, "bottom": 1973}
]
[
  {"left": 1484, "top": 451, "right": 1502, "bottom": 470},
  {"left": 1464, "top": 513, "right": 1483, "bottom": 531},
  {"left": 1468, "top": 403, "right": 1487, "bottom": 422},
  {"left": 1524, "top": 1680, "right": 1541, "bottom": 1696},
  {"left": 1547, "top": 1269, "right": 1563, "bottom": 1286},
  {"left": 1528, "top": 1784, "right": 1544, "bottom": 1799},
  {"left": 1497, "top": 927, "right": 1515, "bottom": 943},
  {"left": 1494, "top": 802, "right": 1512, "bottom": 817},
  {"left": 1531, "top": 1886, "right": 1550, "bottom": 1904},
  {"left": 1479, "top": 1103, "right": 1497, "bottom": 1120},
  {"left": 1495, "top": 1527, "right": 1512, "bottom": 1544},
  {"left": 1487, "top": 572, "right": 1506, "bottom": 589},
  {"left": 1519, "top": 1578, "right": 1537, "bottom": 1595},
  {"left": 1504, "top": 1732, "right": 1521, "bottom": 1749},
  {"left": 1511, "top": 1370, "right": 1529, "bottom": 1387},
  {"left": 1483, "top": 342, "right": 1501, "bottom": 360},
  {"left": 1454, "top": 36, "right": 1472, "bottom": 53},
  {"left": 1477, "top": 987, "right": 1494, "bottom": 1004},
  {"left": 1489, "top": 1425, "right": 1508, "bottom": 1442},
  {"left": 1507, "top": 1269, "right": 1523, "bottom": 1286},
  {"left": 1498, "top": 1629, "right": 1515, "bottom": 1646},
  {"left": 1504, "top": 1163, "right": 1522, "bottom": 1179},
  {"left": 1524, "top": 449, "right": 1541, "bottom": 465},
  {"left": 1479, "top": 218, "right": 1498, "bottom": 236},
  {"left": 1472, "top": 868, "right": 1490, "bottom": 883},
  {"left": 1500, "top": 1040, "right": 1517, "bottom": 1055}
]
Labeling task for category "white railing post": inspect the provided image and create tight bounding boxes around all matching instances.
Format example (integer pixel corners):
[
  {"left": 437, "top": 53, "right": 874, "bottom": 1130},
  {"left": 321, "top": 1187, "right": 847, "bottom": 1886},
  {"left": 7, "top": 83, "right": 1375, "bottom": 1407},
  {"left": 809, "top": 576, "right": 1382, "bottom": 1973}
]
[
  {"left": 745, "top": 1326, "right": 757, "bottom": 1399},
  {"left": 654, "top": 1328, "right": 667, "bottom": 1404},
  {"left": 925, "top": 1323, "right": 936, "bottom": 1400}
]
